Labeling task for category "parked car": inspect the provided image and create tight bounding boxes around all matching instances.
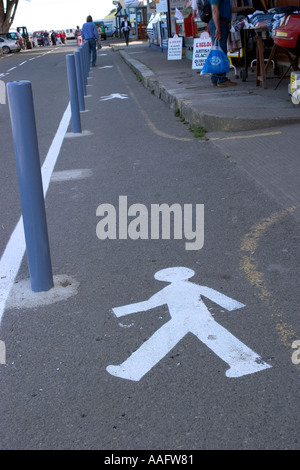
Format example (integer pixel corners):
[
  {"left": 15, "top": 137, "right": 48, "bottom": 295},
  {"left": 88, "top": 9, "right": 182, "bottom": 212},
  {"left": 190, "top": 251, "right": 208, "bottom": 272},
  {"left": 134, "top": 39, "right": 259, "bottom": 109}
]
[
  {"left": 0, "top": 32, "right": 24, "bottom": 49},
  {"left": 273, "top": 14, "right": 300, "bottom": 55},
  {"left": 0, "top": 36, "right": 21, "bottom": 54},
  {"left": 33, "top": 31, "right": 44, "bottom": 46},
  {"left": 94, "top": 21, "right": 115, "bottom": 40},
  {"left": 102, "top": 23, "right": 115, "bottom": 38},
  {"left": 65, "top": 28, "right": 76, "bottom": 39}
]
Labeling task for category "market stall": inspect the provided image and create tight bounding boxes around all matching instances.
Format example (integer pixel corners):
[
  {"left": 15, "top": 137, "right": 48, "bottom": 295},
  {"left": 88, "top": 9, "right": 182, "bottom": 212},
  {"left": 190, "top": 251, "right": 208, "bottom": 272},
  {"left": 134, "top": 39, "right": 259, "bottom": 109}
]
[
  {"left": 174, "top": 11, "right": 207, "bottom": 59},
  {"left": 229, "top": 2, "right": 300, "bottom": 83},
  {"left": 147, "top": 11, "right": 169, "bottom": 50},
  {"left": 178, "top": 1, "right": 300, "bottom": 88},
  {"left": 146, "top": 0, "right": 300, "bottom": 95}
]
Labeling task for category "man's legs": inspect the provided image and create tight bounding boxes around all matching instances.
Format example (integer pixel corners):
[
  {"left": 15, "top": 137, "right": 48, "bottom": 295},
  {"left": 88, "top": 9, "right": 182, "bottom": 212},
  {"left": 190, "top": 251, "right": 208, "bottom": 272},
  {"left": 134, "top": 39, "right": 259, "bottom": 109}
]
[
  {"left": 88, "top": 38, "right": 97, "bottom": 66},
  {"left": 208, "top": 19, "right": 230, "bottom": 85},
  {"left": 124, "top": 31, "right": 129, "bottom": 46},
  {"left": 92, "top": 40, "right": 97, "bottom": 66}
]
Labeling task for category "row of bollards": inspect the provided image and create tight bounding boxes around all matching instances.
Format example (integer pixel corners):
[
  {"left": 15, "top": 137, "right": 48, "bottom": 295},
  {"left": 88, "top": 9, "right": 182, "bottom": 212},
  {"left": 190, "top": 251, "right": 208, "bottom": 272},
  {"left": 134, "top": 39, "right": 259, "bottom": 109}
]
[
  {"left": 66, "top": 41, "right": 91, "bottom": 133},
  {"left": 6, "top": 41, "right": 91, "bottom": 292}
]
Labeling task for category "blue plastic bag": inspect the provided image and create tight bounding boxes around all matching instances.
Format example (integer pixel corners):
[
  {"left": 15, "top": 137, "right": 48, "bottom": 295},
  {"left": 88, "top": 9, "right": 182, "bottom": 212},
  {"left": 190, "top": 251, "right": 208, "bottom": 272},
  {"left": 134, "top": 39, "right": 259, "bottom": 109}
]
[{"left": 201, "top": 41, "right": 230, "bottom": 75}]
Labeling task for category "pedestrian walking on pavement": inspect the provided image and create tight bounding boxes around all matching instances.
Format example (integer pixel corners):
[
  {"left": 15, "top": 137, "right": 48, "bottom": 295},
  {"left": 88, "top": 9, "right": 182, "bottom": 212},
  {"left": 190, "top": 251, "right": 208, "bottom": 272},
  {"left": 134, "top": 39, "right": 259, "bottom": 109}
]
[
  {"left": 121, "top": 15, "right": 131, "bottom": 46},
  {"left": 75, "top": 26, "right": 82, "bottom": 46},
  {"left": 96, "top": 25, "right": 102, "bottom": 50},
  {"left": 82, "top": 15, "right": 99, "bottom": 67},
  {"left": 43, "top": 30, "right": 50, "bottom": 46},
  {"left": 50, "top": 30, "right": 57, "bottom": 45},
  {"left": 61, "top": 30, "right": 66, "bottom": 44}
]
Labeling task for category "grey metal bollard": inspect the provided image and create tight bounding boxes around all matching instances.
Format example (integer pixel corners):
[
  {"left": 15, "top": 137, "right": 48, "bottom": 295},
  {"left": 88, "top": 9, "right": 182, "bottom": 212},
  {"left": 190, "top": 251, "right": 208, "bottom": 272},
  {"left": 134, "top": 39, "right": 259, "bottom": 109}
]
[
  {"left": 78, "top": 46, "right": 87, "bottom": 96},
  {"left": 74, "top": 50, "right": 85, "bottom": 111},
  {"left": 83, "top": 41, "right": 90, "bottom": 76},
  {"left": 66, "top": 54, "right": 82, "bottom": 133},
  {"left": 7, "top": 81, "right": 54, "bottom": 292}
]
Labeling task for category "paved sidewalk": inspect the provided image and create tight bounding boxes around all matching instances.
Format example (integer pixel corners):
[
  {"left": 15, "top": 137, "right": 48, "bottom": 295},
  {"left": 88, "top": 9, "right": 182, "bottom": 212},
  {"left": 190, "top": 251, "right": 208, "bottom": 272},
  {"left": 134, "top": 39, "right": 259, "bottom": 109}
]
[
  {"left": 111, "top": 39, "right": 300, "bottom": 132},
  {"left": 109, "top": 40, "right": 300, "bottom": 221}
]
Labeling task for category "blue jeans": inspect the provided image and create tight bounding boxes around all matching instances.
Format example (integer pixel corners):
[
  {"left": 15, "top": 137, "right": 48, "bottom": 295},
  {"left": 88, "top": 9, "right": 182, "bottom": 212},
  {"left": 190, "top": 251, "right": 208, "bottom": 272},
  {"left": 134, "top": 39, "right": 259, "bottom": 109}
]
[
  {"left": 87, "top": 38, "right": 97, "bottom": 66},
  {"left": 208, "top": 19, "right": 230, "bottom": 84}
]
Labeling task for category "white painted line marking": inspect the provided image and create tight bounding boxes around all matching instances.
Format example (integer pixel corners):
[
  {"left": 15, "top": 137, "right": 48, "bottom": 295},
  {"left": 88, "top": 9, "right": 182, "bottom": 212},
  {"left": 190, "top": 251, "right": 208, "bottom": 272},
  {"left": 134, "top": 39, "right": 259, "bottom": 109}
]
[
  {"left": 18, "top": 61, "right": 27, "bottom": 66},
  {"left": 40, "top": 103, "right": 71, "bottom": 194},
  {"left": 0, "top": 103, "right": 71, "bottom": 326},
  {"left": 98, "top": 65, "right": 113, "bottom": 69},
  {"left": 0, "top": 80, "right": 5, "bottom": 104},
  {"left": 51, "top": 168, "right": 92, "bottom": 182},
  {"left": 107, "top": 267, "right": 272, "bottom": 381},
  {"left": 7, "top": 67, "right": 17, "bottom": 72}
]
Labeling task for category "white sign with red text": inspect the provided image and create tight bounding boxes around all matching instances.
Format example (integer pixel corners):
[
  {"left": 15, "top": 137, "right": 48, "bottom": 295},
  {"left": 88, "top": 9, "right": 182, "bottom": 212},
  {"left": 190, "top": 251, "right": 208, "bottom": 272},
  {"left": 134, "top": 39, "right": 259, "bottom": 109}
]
[
  {"left": 192, "top": 32, "right": 212, "bottom": 70},
  {"left": 168, "top": 36, "right": 183, "bottom": 61}
]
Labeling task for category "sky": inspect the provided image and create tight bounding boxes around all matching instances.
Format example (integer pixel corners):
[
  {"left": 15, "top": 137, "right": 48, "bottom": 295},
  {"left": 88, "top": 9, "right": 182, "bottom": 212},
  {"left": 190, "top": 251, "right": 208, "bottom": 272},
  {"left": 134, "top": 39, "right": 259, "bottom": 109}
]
[{"left": 13, "top": 0, "right": 117, "bottom": 32}]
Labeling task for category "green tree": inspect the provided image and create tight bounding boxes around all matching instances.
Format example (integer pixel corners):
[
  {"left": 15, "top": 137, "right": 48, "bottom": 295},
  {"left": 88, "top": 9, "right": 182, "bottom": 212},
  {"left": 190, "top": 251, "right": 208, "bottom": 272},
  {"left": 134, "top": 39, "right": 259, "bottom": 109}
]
[{"left": 0, "top": 0, "right": 19, "bottom": 33}]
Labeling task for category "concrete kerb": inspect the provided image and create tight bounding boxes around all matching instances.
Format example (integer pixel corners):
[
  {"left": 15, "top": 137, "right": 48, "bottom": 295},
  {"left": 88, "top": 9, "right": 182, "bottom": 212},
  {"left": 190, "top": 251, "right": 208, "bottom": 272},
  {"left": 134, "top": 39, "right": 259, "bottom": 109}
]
[
  {"left": 120, "top": 50, "right": 186, "bottom": 112},
  {"left": 119, "top": 49, "right": 240, "bottom": 131},
  {"left": 181, "top": 103, "right": 300, "bottom": 132},
  {"left": 119, "top": 50, "right": 158, "bottom": 91},
  {"left": 119, "top": 49, "right": 300, "bottom": 133}
]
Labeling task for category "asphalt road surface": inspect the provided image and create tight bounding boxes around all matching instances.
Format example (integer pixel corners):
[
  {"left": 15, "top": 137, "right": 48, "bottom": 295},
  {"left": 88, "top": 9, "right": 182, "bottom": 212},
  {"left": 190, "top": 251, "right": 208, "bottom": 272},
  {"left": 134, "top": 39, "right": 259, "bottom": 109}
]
[{"left": 0, "top": 41, "right": 299, "bottom": 452}]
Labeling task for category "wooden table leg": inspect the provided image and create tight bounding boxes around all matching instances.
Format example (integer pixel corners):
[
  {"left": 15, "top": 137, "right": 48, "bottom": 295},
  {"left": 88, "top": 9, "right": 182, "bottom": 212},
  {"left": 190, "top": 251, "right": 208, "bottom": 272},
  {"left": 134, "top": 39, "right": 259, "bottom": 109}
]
[{"left": 255, "top": 35, "right": 267, "bottom": 88}]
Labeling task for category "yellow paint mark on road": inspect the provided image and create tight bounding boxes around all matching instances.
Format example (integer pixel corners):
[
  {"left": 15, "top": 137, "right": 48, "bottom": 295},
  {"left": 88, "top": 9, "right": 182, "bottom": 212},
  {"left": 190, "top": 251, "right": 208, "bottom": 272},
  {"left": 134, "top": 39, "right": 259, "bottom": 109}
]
[
  {"left": 210, "top": 131, "right": 281, "bottom": 141},
  {"left": 240, "top": 206, "right": 297, "bottom": 347}
]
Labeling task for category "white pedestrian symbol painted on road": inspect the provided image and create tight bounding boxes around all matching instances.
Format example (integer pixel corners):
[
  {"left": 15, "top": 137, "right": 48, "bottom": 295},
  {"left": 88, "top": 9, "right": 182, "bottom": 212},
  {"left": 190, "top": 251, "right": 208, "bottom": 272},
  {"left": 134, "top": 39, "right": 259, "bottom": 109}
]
[
  {"left": 99, "top": 93, "right": 128, "bottom": 101},
  {"left": 106, "top": 267, "right": 271, "bottom": 381}
]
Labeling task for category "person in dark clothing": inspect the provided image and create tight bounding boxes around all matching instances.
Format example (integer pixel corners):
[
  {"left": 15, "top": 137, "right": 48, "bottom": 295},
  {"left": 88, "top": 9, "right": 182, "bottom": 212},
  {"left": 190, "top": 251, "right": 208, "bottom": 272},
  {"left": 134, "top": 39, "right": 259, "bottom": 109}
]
[
  {"left": 121, "top": 15, "right": 131, "bottom": 46},
  {"left": 50, "top": 30, "right": 57, "bottom": 45},
  {"left": 208, "top": 0, "right": 253, "bottom": 86}
]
